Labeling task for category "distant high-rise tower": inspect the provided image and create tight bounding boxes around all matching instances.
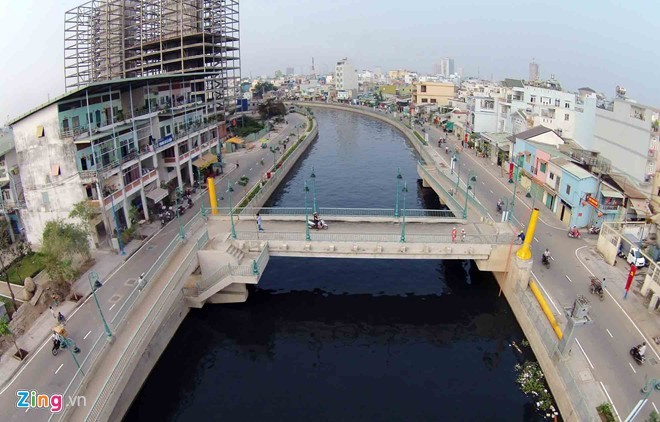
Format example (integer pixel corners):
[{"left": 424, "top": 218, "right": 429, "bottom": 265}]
[
  {"left": 529, "top": 60, "right": 539, "bottom": 81},
  {"left": 439, "top": 58, "right": 455, "bottom": 77},
  {"left": 286, "top": 67, "right": 295, "bottom": 76}
]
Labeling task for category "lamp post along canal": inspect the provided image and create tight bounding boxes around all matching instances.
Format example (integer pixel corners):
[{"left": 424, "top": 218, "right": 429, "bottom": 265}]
[
  {"left": 88, "top": 271, "right": 112, "bottom": 338},
  {"left": 110, "top": 195, "right": 125, "bottom": 256},
  {"left": 227, "top": 181, "right": 236, "bottom": 239},
  {"left": 304, "top": 181, "right": 311, "bottom": 241},
  {"left": 463, "top": 172, "right": 477, "bottom": 219},
  {"left": 453, "top": 154, "right": 461, "bottom": 193},
  {"left": 508, "top": 154, "right": 524, "bottom": 222},
  {"left": 310, "top": 166, "right": 317, "bottom": 213},
  {"left": 174, "top": 186, "right": 185, "bottom": 239},
  {"left": 395, "top": 167, "right": 402, "bottom": 217},
  {"left": 400, "top": 181, "right": 408, "bottom": 242}
]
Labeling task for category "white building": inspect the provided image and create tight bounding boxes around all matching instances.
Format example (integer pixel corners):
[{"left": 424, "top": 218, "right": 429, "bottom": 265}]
[
  {"left": 466, "top": 96, "right": 498, "bottom": 133},
  {"left": 335, "top": 58, "right": 358, "bottom": 93},
  {"left": 439, "top": 58, "right": 455, "bottom": 77}
]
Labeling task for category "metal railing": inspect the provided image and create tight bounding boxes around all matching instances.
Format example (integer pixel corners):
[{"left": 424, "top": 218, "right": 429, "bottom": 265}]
[
  {"left": 206, "top": 206, "right": 455, "bottom": 219},
  {"left": 84, "top": 230, "right": 206, "bottom": 420},
  {"left": 255, "top": 244, "right": 270, "bottom": 275},
  {"left": 417, "top": 163, "right": 465, "bottom": 215},
  {"left": 234, "top": 230, "right": 514, "bottom": 245}
]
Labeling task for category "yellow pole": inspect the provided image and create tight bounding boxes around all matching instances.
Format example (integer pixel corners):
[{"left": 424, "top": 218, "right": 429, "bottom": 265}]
[
  {"left": 529, "top": 279, "right": 563, "bottom": 339},
  {"left": 207, "top": 177, "right": 218, "bottom": 215},
  {"left": 516, "top": 208, "right": 539, "bottom": 260}
]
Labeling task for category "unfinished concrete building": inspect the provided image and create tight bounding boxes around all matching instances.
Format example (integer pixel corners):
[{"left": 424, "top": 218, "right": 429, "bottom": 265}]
[{"left": 64, "top": 0, "right": 240, "bottom": 119}]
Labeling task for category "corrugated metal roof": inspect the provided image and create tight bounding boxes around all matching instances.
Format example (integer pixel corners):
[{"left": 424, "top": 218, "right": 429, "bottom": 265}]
[{"left": 560, "top": 162, "right": 594, "bottom": 180}]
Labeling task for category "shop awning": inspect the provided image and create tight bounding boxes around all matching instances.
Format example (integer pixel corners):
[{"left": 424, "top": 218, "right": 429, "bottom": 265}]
[
  {"left": 601, "top": 187, "right": 624, "bottom": 199},
  {"left": 225, "top": 137, "right": 244, "bottom": 144},
  {"left": 260, "top": 138, "right": 269, "bottom": 143},
  {"left": 146, "top": 187, "right": 168, "bottom": 203},
  {"left": 192, "top": 153, "right": 218, "bottom": 168},
  {"left": 629, "top": 198, "right": 651, "bottom": 217}
]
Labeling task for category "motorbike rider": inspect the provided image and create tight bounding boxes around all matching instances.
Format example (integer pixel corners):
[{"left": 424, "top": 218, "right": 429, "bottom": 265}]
[
  {"left": 496, "top": 199, "right": 503, "bottom": 212},
  {"left": 52, "top": 332, "right": 61, "bottom": 353},
  {"left": 445, "top": 146, "right": 449, "bottom": 154},
  {"left": 570, "top": 225, "right": 580, "bottom": 237},
  {"left": 517, "top": 230, "right": 525, "bottom": 244},
  {"left": 542, "top": 249, "right": 551, "bottom": 264},
  {"left": 312, "top": 212, "right": 320, "bottom": 229},
  {"left": 638, "top": 342, "right": 647, "bottom": 358}
]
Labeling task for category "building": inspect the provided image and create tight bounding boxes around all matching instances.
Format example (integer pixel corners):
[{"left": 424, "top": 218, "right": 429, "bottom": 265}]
[
  {"left": 0, "top": 128, "right": 25, "bottom": 240},
  {"left": 8, "top": 75, "right": 224, "bottom": 248},
  {"left": 529, "top": 61, "right": 539, "bottom": 81},
  {"left": 466, "top": 96, "right": 498, "bottom": 134},
  {"left": 439, "top": 58, "right": 455, "bottom": 77},
  {"left": 286, "top": 67, "right": 295, "bottom": 76},
  {"left": 64, "top": 0, "right": 240, "bottom": 121},
  {"left": 412, "top": 82, "right": 454, "bottom": 107},
  {"left": 335, "top": 58, "right": 358, "bottom": 94}
]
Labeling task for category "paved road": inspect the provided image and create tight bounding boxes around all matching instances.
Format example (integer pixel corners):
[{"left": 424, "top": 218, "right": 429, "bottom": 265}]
[
  {"left": 418, "top": 119, "right": 660, "bottom": 420},
  {"left": 0, "top": 113, "right": 306, "bottom": 421}
]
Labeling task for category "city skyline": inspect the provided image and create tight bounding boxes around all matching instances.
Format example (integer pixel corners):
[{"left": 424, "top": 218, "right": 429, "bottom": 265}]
[{"left": 1, "top": 0, "right": 659, "bottom": 123}]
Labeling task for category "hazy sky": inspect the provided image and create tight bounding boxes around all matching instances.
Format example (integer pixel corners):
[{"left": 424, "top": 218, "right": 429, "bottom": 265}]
[{"left": 1, "top": 0, "right": 659, "bottom": 124}]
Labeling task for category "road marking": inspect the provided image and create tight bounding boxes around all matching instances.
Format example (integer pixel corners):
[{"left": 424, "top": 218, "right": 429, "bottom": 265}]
[
  {"left": 575, "top": 339, "right": 594, "bottom": 369},
  {"left": 489, "top": 189, "right": 493, "bottom": 194},
  {"left": 606, "top": 328, "right": 613, "bottom": 338},
  {"left": 534, "top": 236, "right": 539, "bottom": 243},
  {"left": 550, "top": 256, "right": 555, "bottom": 261},
  {"left": 249, "top": 167, "right": 253, "bottom": 171},
  {"left": 575, "top": 246, "right": 660, "bottom": 362},
  {"left": 531, "top": 272, "right": 561, "bottom": 314},
  {"left": 600, "top": 382, "right": 621, "bottom": 422},
  {"left": 629, "top": 362, "right": 637, "bottom": 374},
  {"left": 25, "top": 407, "right": 29, "bottom": 413},
  {"left": 109, "top": 303, "right": 116, "bottom": 311},
  {"left": 565, "top": 275, "right": 573, "bottom": 283},
  {"left": 653, "top": 402, "right": 658, "bottom": 413},
  {"left": 84, "top": 330, "right": 92, "bottom": 340},
  {"left": 55, "top": 363, "right": 64, "bottom": 374}
]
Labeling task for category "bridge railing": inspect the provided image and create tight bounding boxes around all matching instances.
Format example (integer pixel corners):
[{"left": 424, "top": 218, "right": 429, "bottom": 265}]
[
  {"left": 235, "top": 230, "right": 515, "bottom": 245},
  {"left": 255, "top": 243, "right": 270, "bottom": 275},
  {"left": 417, "top": 163, "right": 465, "bottom": 214},
  {"left": 203, "top": 206, "right": 456, "bottom": 219}
]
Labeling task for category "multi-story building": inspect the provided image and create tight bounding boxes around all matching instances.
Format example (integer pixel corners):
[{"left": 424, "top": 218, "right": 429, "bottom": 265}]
[
  {"left": 0, "top": 128, "right": 25, "bottom": 241},
  {"left": 286, "top": 67, "right": 295, "bottom": 76},
  {"left": 529, "top": 61, "right": 539, "bottom": 81},
  {"left": 439, "top": 58, "right": 455, "bottom": 77},
  {"left": 335, "top": 58, "right": 358, "bottom": 95},
  {"left": 8, "top": 75, "right": 223, "bottom": 248},
  {"left": 412, "top": 82, "right": 454, "bottom": 107},
  {"left": 63, "top": 0, "right": 240, "bottom": 121},
  {"left": 466, "top": 96, "right": 498, "bottom": 134}
]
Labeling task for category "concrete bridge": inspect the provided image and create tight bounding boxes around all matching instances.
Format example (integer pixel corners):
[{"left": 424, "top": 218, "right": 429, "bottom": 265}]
[{"left": 182, "top": 211, "right": 517, "bottom": 307}]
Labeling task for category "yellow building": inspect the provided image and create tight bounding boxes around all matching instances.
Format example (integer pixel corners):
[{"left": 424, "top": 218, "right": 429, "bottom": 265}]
[{"left": 413, "top": 82, "right": 454, "bottom": 106}]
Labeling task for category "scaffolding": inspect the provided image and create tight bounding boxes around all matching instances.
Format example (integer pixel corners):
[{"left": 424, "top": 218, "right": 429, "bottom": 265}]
[{"left": 64, "top": 0, "right": 240, "bottom": 118}]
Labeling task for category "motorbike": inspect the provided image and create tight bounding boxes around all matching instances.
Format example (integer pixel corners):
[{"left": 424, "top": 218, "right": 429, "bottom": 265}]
[
  {"left": 630, "top": 345, "right": 647, "bottom": 365},
  {"left": 567, "top": 230, "right": 581, "bottom": 239},
  {"left": 496, "top": 202, "right": 503, "bottom": 214},
  {"left": 186, "top": 197, "right": 194, "bottom": 209},
  {"left": 589, "top": 276, "right": 604, "bottom": 301},
  {"left": 589, "top": 225, "right": 601, "bottom": 235},
  {"left": 541, "top": 255, "right": 550, "bottom": 268},
  {"left": 445, "top": 147, "right": 449, "bottom": 154},
  {"left": 308, "top": 219, "right": 328, "bottom": 230}
]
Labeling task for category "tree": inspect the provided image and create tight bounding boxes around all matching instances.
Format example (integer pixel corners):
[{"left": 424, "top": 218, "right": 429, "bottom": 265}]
[
  {"left": 69, "top": 201, "right": 96, "bottom": 234},
  {"left": 253, "top": 81, "right": 276, "bottom": 99},
  {"left": 0, "top": 220, "right": 18, "bottom": 313},
  {"left": 0, "top": 316, "right": 26, "bottom": 359},
  {"left": 257, "top": 99, "right": 286, "bottom": 120},
  {"left": 274, "top": 70, "right": 283, "bottom": 79},
  {"left": 41, "top": 219, "right": 90, "bottom": 289}
]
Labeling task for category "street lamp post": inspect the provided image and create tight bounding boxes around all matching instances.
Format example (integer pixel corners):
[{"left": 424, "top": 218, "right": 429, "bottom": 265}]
[
  {"left": 270, "top": 146, "right": 280, "bottom": 169},
  {"left": 110, "top": 195, "right": 125, "bottom": 255},
  {"left": 625, "top": 378, "right": 660, "bottom": 421},
  {"left": 400, "top": 181, "right": 408, "bottom": 242},
  {"left": 508, "top": 154, "right": 523, "bottom": 222},
  {"left": 453, "top": 154, "right": 461, "bottom": 194},
  {"left": 227, "top": 181, "right": 236, "bottom": 239},
  {"left": 174, "top": 187, "right": 185, "bottom": 240},
  {"left": 88, "top": 272, "right": 112, "bottom": 338},
  {"left": 395, "top": 167, "right": 402, "bottom": 217},
  {"left": 304, "top": 181, "right": 311, "bottom": 241},
  {"left": 310, "top": 166, "right": 317, "bottom": 213},
  {"left": 463, "top": 173, "right": 477, "bottom": 219},
  {"left": 63, "top": 337, "right": 83, "bottom": 375}
]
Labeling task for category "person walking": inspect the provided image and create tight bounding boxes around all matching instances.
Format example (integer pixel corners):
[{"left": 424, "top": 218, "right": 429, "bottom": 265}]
[
  {"left": 461, "top": 228, "right": 466, "bottom": 242},
  {"left": 49, "top": 306, "right": 57, "bottom": 320},
  {"left": 451, "top": 227, "right": 457, "bottom": 243},
  {"left": 257, "top": 213, "right": 264, "bottom": 232}
]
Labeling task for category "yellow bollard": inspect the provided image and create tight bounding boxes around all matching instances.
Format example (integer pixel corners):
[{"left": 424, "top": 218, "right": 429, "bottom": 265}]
[
  {"left": 207, "top": 177, "right": 218, "bottom": 215},
  {"left": 516, "top": 208, "right": 539, "bottom": 260},
  {"left": 529, "top": 279, "right": 563, "bottom": 339}
]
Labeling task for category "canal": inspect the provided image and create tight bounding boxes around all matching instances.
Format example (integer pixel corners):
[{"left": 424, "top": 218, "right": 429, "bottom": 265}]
[{"left": 124, "top": 108, "right": 545, "bottom": 421}]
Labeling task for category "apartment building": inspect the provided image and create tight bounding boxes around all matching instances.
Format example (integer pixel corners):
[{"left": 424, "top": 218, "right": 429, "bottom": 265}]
[
  {"left": 412, "top": 82, "right": 454, "bottom": 107},
  {"left": 0, "top": 128, "right": 25, "bottom": 241},
  {"left": 8, "top": 75, "right": 223, "bottom": 247},
  {"left": 335, "top": 58, "right": 359, "bottom": 96}
]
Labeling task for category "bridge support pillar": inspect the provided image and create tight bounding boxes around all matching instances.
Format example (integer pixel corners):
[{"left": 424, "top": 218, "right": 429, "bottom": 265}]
[
  {"left": 505, "top": 254, "right": 533, "bottom": 292},
  {"left": 421, "top": 177, "right": 430, "bottom": 188}
]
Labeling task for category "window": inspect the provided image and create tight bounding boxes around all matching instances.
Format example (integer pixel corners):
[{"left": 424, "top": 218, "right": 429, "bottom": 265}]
[
  {"left": 36, "top": 125, "right": 44, "bottom": 138},
  {"left": 430, "top": 98, "right": 437, "bottom": 103},
  {"left": 525, "top": 154, "right": 530, "bottom": 163},
  {"left": 549, "top": 172, "right": 554, "bottom": 180},
  {"left": 421, "top": 98, "right": 428, "bottom": 103},
  {"left": 566, "top": 184, "right": 571, "bottom": 195},
  {"left": 555, "top": 99, "right": 560, "bottom": 107},
  {"left": 2, "top": 190, "right": 10, "bottom": 201},
  {"left": 540, "top": 162, "right": 547, "bottom": 173},
  {"left": 421, "top": 85, "right": 427, "bottom": 93},
  {"left": 564, "top": 102, "right": 570, "bottom": 108},
  {"left": 564, "top": 114, "right": 570, "bottom": 121},
  {"left": 42, "top": 192, "right": 50, "bottom": 207},
  {"left": 530, "top": 95, "right": 536, "bottom": 103}
]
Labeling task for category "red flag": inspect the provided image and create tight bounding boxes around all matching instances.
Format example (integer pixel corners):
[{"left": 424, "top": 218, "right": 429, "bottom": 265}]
[
  {"left": 625, "top": 263, "right": 637, "bottom": 293},
  {"left": 509, "top": 162, "right": 514, "bottom": 180}
]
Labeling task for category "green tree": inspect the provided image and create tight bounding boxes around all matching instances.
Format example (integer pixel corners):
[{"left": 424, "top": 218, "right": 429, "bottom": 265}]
[
  {"left": 257, "top": 99, "right": 286, "bottom": 120},
  {"left": 274, "top": 70, "right": 283, "bottom": 79},
  {"left": 0, "top": 221, "right": 17, "bottom": 313},
  {"left": 41, "top": 219, "right": 90, "bottom": 288},
  {"left": 253, "top": 81, "right": 276, "bottom": 99},
  {"left": 0, "top": 316, "right": 26, "bottom": 359},
  {"left": 69, "top": 201, "right": 96, "bottom": 234}
]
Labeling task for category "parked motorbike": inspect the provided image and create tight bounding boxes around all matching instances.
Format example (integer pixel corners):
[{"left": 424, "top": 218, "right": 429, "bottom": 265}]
[
  {"left": 541, "top": 255, "right": 550, "bottom": 268},
  {"left": 630, "top": 345, "right": 647, "bottom": 366},
  {"left": 589, "top": 225, "right": 601, "bottom": 235},
  {"left": 308, "top": 219, "right": 329, "bottom": 230}
]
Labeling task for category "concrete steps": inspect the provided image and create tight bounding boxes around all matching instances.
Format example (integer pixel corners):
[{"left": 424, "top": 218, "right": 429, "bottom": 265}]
[{"left": 226, "top": 243, "right": 245, "bottom": 264}]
